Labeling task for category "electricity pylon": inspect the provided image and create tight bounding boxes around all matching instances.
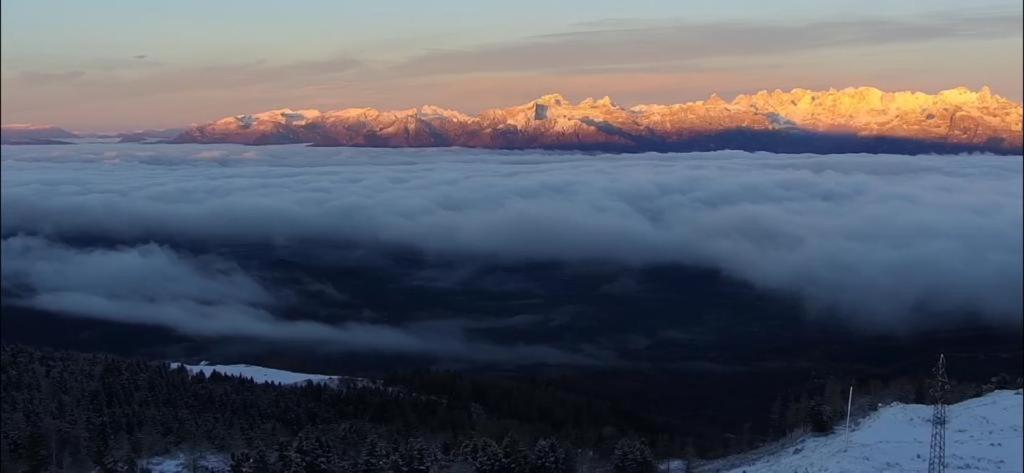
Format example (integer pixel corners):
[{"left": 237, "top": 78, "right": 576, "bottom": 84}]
[{"left": 927, "top": 354, "right": 950, "bottom": 473}]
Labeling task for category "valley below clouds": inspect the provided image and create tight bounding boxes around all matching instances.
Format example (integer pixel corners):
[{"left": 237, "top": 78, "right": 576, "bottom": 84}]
[{"left": 1, "top": 144, "right": 1021, "bottom": 364}]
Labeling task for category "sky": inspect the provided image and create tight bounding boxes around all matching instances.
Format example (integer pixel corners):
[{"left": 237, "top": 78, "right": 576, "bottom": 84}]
[{"left": 1, "top": 0, "right": 1022, "bottom": 132}]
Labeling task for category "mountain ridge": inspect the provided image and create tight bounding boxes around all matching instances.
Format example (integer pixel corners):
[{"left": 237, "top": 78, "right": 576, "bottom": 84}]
[
  {"left": 1, "top": 124, "right": 78, "bottom": 145},
  {"left": 172, "top": 86, "right": 1022, "bottom": 154}
]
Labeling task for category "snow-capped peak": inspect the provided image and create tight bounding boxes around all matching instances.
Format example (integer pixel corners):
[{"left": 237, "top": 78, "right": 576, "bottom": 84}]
[
  {"left": 704, "top": 93, "right": 727, "bottom": 107},
  {"left": 418, "top": 105, "right": 473, "bottom": 122},
  {"left": 213, "top": 109, "right": 322, "bottom": 128},
  {"left": 534, "top": 93, "right": 569, "bottom": 106},
  {"left": 579, "top": 96, "right": 618, "bottom": 108},
  {"left": 252, "top": 108, "right": 322, "bottom": 125},
  {"left": 175, "top": 86, "right": 1023, "bottom": 152}
]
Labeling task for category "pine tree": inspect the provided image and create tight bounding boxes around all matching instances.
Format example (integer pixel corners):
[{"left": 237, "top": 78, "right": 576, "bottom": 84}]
[
  {"left": 358, "top": 434, "right": 397, "bottom": 473},
  {"left": 90, "top": 422, "right": 122, "bottom": 473},
  {"left": 612, "top": 438, "right": 655, "bottom": 473},
  {"left": 230, "top": 449, "right": 274, "bottom": 473},
  {"left": 229, "top": 451, "right": 251, "bottom": 473},
  {"left": 806, "top": 399, "right": 835, "bottom": 433},
  {"left": 768, "top": 396, "right": 785, "bottom": 436},
  {"left": 458, "top": 436, "right": 504, "bottom": 473},
  {"left": 529, "top": 438, "right": 570, "bottom": 473},
  {"left": 499, "top": 435, "right": 529, "bottom": 473},
  {"left": 398, "top": 436, "right": 437, "bottom": 473},
  {"left": 283, "top": 430, "right": 336, "bottom": 473},
  {"left": 20, "top": 428, "right": 50, "bottom": 473}
]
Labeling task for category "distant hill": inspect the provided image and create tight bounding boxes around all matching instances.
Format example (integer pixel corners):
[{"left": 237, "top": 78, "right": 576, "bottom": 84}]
[
  {"left": 114, "top": 128, "right": 185, "bottom": 143},
  {"left": 172, "top": 86, "right": 1024, "bottom": 154},
  {"left": 1, "top": 124, "right": 77, "bottom": 145}
]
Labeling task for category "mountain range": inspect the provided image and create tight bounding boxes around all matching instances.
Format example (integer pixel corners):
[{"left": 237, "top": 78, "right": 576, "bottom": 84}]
[{"left": 172, "top": 86, "right": 1024, "bottom": 154}]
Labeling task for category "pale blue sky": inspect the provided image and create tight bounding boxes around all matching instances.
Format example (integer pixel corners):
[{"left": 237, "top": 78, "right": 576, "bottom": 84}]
[{"left": 2, "top": 0, "right": 1021, "bottom": 131}]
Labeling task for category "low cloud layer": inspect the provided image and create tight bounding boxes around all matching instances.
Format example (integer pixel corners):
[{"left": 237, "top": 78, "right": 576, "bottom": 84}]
[
  {"left": 2, "top": 145, "right": 1021, "bottom": 328},
  {"left": 0, "top": 235, "right": 593, "bottom": 365}
]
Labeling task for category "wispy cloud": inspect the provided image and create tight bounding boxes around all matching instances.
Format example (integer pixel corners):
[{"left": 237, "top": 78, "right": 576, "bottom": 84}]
[
  {"left": 7, "top": 56, "right": 363, "bottom": 98},
  {"left": 0, "top": 235, "right": 598, "bottom": 365},
  {"left": 15, "top": 69, "right": 86, "bottom": 85},
  {"left": 391, "top": 9, "right": 1023, "bottom": 76}
]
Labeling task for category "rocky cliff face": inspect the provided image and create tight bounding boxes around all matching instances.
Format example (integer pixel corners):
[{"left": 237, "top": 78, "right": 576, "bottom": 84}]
[{"left": 173, "top": 87, "right": 1023, "bottom": 154}]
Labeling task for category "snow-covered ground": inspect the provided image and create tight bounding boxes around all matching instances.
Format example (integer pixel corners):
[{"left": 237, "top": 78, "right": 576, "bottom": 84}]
[
  {"left": 142, "top": 452, "right": 228, "bottom": 473},
  {"left": 136, "top": 380, "right": 1019, "bottom": 472},
  {"left": 712, "top": 390, "right": 1023, "bottom": 473},
  {"left": 170, "top": 361, "right": 378, "bottom": 388}
]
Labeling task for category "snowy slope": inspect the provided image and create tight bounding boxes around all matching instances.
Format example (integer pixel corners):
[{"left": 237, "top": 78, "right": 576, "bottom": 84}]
[
  {"left": 716, "top": 390, "right": 1023, "bottom": 473},
  {"left": 143, "top": 452, "right": 228, "bottom": 473},
  {"left": 170, "top": 361, "right": 378, "bottom": 388}
]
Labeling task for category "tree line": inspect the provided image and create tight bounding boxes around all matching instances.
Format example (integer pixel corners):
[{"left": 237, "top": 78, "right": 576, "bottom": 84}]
[
  {"left": 1, "top": 345, "right": 660, "bottom": 473},
  {"left": 4, "top": 344, "right": 1017, "bottom": 472}
]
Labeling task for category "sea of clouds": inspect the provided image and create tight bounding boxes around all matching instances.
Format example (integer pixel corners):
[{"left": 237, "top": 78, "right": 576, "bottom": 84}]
[{"left": 1, "top": 144, "right": 1021, "bottom": 359}]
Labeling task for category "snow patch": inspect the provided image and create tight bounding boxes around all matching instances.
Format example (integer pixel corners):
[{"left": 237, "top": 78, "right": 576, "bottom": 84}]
[
  {"left": 170, "top": 362, "right": 378, "bottom": 388},
  {"left": 142, "top": 452, "right": 228, "bottom": 473},
  {"left": 714, "top": 390, "right": 1023, "bottom": 473}
]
